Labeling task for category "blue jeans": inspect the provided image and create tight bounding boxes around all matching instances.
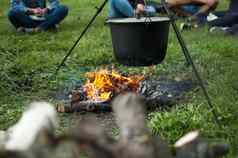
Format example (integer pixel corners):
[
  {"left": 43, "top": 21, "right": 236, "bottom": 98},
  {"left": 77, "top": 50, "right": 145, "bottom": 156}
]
[
  {"left": 8, "top": 5, "right": 68, "bottom": 30},
  {"left": 109, "top": 0, "right": 134, "bottom": 18},
  {"left": 181, "top": 4, "right": 200, "bottom": 14},
  {"left": 108, "top": 0, "right": 156, "bottom": 18}
]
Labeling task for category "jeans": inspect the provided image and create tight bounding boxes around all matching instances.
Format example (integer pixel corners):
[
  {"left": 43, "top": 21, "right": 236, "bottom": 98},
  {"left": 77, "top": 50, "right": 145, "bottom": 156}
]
[
  {"left": 228, "top": 0, "right": 238, "bottom": 14},
  {"left": 181, "top": 4, "right": 199, "bottom": 14},
  {"left": 109, "top": 0, "right": 134, "bottom": 18},
  {"left": 108, "top": 0, "right": 156, "bottom": 18},
  {"left": 8, "top": 5, "right": 68, "bottom": 30}
]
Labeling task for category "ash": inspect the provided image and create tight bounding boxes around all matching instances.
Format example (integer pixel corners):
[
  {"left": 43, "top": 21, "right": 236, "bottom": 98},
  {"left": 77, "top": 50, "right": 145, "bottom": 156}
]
[
  {"left": 138, "top": 78, "right": 195, "bottom": 109},
  {"left": 56, "top": 78, "right": 195, "bottom": 112}
]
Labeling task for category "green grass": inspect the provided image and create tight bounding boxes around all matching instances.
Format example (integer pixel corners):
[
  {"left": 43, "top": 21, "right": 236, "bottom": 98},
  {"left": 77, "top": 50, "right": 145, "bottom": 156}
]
[{"left": 0, "top": 0, "right": 238, "bottom": 157}]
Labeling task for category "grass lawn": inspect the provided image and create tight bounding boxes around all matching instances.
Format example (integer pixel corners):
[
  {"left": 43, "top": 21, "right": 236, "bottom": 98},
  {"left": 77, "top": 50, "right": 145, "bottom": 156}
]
[{"left": 0, "top": 0, "right": 238, "bottom": 157}]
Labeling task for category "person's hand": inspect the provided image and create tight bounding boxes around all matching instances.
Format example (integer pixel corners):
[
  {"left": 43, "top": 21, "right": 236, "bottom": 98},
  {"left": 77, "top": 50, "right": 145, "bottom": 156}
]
[
  {"left": 41, "top": 8, "right": 48, "bottom": 15},
  {"left": 135, "top": 4, "right": 145, "bottom": 17},
  {"left": 29, "top": 8, "right": 41, "bottom": 15},
  {"left": 29, "top": 8, "right": 47, "bottom": 15}
]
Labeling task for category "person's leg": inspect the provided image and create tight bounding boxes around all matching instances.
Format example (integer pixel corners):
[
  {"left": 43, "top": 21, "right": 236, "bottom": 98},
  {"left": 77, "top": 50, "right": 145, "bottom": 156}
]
[
  {"left": 8, "top": 9, "right": 39, "bottom": 29},
  {"left": 225, "top": 24, "right": 238, "bottom": 35},
  {"left": 109, "top": 0, "right": 122, "bottom": 18},
  {"left": 212, "top": 11, "right": 226, "bottom": 18},
  {"left": 38, "top": 5, "right": 68, "bottom": 30},
  {"left": 166, "top": 0, "right": 194, "bottom": 6},
  {"left": 228, "top": 0, "right": 238, "bottom": 14},
  {"left": 167, "top": 0, "right": 217, "bottom": 11},
  {"left": 108, "top": 0, "right": 134, "bottom": 18},
  {"left": 209, "top": 15, "right": 238, "bottom": 27},
  {"left": 209, "top": 0, "right": 238, "bottom": 27},
  {"left": 166, "top": 0, "right": 201, "bottom": 17},
  {"left": 181, "top": 4, "right": 200, "bottom": 14},
  {"left": 170, "top": 0, "right": 217, "bottom": 7}
]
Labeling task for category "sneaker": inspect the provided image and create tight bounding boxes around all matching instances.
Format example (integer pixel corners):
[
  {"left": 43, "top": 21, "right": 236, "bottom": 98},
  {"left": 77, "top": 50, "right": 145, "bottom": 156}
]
[
  {"left": 34, "top": 27, "right": 43, "bottom": 32},
  {"left": 24, "top": 28, "right": 35, "bottom": 33},
  {"left": 47, "top": 25, "right": 58, "bottom": 32},
  {"left": 208, "top": 14, "right": 238, "bottom": 27},
  {"left": 24, "top": 27, "right": 43, "bottom": 33},
  {"left": 209, "top": 26, "right": 230, "bottom": 33},
  {"left": 207, "top": 13, "right": 218, "bottom": 22},
  {"left": 16, "top": 27, "right": 25, "bottom": 33},
  {"left": 225, "top": 24, "right": 238, "bottom": 36}
]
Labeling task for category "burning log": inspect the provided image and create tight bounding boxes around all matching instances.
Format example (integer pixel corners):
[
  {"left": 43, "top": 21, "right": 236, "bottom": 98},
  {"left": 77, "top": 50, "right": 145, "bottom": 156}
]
[
  {"left": 57, "top": 76, "right": 195, "bottom": 113},
  {"left": 57, "top": 68, "right": 145, "bottom": 113},
  {"left": 0, "top": 94, "right": 229, "bottom": 158},
  {"left": 83, "top": 69, "right": 144, "bottom": 102}
]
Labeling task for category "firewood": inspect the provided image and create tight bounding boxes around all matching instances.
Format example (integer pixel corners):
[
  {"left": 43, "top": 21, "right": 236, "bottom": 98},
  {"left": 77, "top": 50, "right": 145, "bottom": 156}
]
[
  {"left": 0, "top": 94, "right": 229, "bottom": 158},
  {"left": 57, "top": 100, "right": 111, "bottom": 113},
  {"left": 59, "top": 78, "right": 196, "bottom": 113}
]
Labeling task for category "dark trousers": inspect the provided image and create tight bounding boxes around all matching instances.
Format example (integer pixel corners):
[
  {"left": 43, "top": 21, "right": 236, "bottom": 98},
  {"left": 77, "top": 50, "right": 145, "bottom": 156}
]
[
  {"left": 8, "top": 5, "right": 68, "bottom": 30},
  {"left": 209, "top": 0, "right": 238, "bottom": 27},
  {"left": 228, "top": 0, "right": 238, "bottom": 14}
]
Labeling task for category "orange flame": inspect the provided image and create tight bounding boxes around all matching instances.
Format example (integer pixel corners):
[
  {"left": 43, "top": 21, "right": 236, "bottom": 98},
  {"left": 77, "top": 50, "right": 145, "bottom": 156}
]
[{"left": 83, "top": 69, "right": 144, "bottom": 102}]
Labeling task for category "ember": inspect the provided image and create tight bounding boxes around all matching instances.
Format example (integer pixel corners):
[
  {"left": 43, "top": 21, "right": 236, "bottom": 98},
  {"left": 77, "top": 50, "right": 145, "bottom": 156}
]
[
  {"left": 56, "top": 69, "right": 195, "bottom": 113},
  {"left": 83, "top": 69, "right": 144, "bottom": 102}
]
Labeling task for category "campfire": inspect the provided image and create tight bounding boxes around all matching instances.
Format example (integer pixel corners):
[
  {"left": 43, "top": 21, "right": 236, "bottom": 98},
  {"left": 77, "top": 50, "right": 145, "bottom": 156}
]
[
  {"left": 56, "top": 68, "right": 195, "bottom": 113},
  {"left": 84, "top": 69, "right": 144, "bottom": 102}
]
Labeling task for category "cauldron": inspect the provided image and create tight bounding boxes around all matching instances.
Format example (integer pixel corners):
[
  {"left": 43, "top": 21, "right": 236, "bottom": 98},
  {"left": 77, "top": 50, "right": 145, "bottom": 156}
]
[{"left": 107, "top": 17, "right": 170, "bottom": 66}]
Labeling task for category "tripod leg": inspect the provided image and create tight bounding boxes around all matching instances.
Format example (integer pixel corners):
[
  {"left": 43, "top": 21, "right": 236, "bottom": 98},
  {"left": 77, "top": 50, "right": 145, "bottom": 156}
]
[
  {"left": 161, "top": 1, "right": 221, "bottom": 127},
  {"left": 54, "top": 0, "right": 108, "bottom": 76}
]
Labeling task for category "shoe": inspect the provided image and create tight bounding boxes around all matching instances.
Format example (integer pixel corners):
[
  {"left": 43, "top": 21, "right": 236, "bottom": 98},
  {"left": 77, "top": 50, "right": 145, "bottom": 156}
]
[
  {"left": 34, "top": 27, "right": 43, "bottom": 32},
  {"left": 47, "top": 25, "right": 58, "bottom": 32},
  {"left": 23, "top": 28, "right": 39, "bottom": 33},
  {"left": 24, "top": 28, "right": 35, "bottom": 33},
  {"left": 208, "top": 14, "right": 238, "bottom": 27},
  {"left": 209, "top": 26, "right": 230, "bottom": 33},
  {"left": 23, "top": 27, "right": 43, "bottom": 33},
  {"left": 16, "top": 27, "right": 25, "bottom": 33},
  {"left": 207, "top": 13, "right": 218, "bottom": 22},
  {"left": 225, "top": 24, "right": 238, "bottom": 36}
]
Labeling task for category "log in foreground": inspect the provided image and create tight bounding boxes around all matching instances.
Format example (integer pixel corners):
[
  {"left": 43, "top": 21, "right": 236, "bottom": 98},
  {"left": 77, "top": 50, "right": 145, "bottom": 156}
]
[{"left": 0, "top": 93, "right": 229, "bottom": 158}]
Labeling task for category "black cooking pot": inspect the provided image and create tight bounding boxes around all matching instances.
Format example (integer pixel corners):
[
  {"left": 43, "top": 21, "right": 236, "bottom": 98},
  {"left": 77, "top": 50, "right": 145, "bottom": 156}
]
[{"left": 107, "top": 17, "right": 170, "bottom": 66}]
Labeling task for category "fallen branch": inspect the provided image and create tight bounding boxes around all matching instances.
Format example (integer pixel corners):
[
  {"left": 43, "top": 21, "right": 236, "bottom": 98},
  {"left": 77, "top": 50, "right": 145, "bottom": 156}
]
[{"left": 0, "top": 93, "right": 229, "bottom": 158}]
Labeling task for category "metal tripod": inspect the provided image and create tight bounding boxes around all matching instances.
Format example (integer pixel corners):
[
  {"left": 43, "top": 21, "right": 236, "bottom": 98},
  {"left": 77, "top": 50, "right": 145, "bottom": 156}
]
[
  {"left": 161, "top": 0, "right": 221, "bottom": 127},
  {"left": 54, "top": 0, "right": 221, "bottom": 127},
  {"left": 54, "top": 0, "right": 108, "bottom": 75}
]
